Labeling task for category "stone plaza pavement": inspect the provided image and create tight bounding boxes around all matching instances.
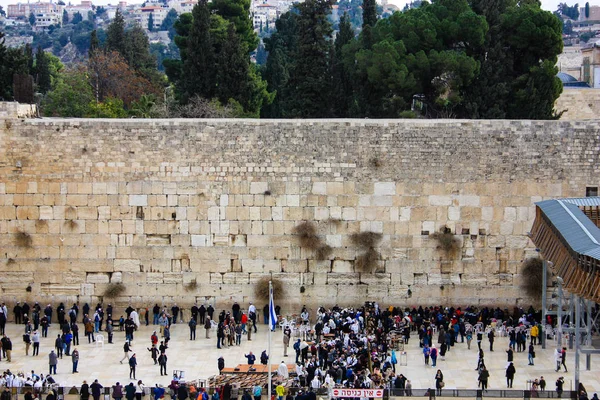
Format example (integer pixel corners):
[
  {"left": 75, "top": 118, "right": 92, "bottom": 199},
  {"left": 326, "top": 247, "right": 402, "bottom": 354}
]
[{"left": 1, "top": 322, "right": 599, "bottom": 393}]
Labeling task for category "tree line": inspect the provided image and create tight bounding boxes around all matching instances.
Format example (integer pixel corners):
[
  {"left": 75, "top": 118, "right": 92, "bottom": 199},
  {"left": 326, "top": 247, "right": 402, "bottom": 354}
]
[{"left": 0, "top": 0, "right": 563, "bottom": 119}]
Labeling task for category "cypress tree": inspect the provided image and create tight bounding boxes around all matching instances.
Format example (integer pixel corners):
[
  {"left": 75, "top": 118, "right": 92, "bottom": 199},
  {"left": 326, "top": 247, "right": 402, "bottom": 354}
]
[
  {"left": 362, "top": 0, "right": 377, "bottom": 28},
  {"left": 89, "top": 30, "right": 99, "bottom": 58},
  {"left": 182, "top": 0, "right": 215, "bottom": 101},
  {"left": 35, "top": 46, "right": 51, "bottom": 93},
  {"left": 209, "top": 0, "right": 258, "bottom": 51},
  {"left": 215, "top": 24, "right": 250, "bottom": 107},
  {"left": 585, "top": 2, "right": 589, "bottom": 18},
  {"left": 330, "top": 13, "right": 355, "bottom": 117},
  {"left": 285, "top": 0, "right": 333, "bottom": 117},
  {"left": 148, "top": 13, "right": 154, "bottom": 31},
  {"left": 106, "top": 9, "right": 126, "bottom": 55}
]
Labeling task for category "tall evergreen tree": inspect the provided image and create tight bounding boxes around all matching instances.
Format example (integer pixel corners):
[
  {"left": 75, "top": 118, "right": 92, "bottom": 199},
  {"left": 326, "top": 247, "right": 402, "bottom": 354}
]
[
  {"left": 585, "top": 1, "right": 589, "bottom": 18},
  {"left": 29, "top": 12, "right": 36, "bottom": 26},
  {"left": 330, "top": 13, "right": 355, "bottom": 117},
  {"left": 285, "top": 0, "right": 333, "bottom": 117},
  {"left": 209, "top": 0, "right": 258, "bottom": 51},
  {"left": 148, "top": 13, "right": 154, "bottom": 31},
  {"left": 124, "top": 25, "right": 159, "bottom": 77},
  {"left": 89, "top": 30, "right": 100, "bottom": 58},
  {"left": 35, "top": 46, "right": 51, "bottom": 93},
  {"left": 24, "top": 43, "right": 34, "bottom": 73},
  {"left": 62, "top": 9, "right": 69, "bottom": 25},
  {"left": 0, "top": 34, "right": 30, "bottom": 100},
  {"left": 72, "top": 11, "right": 83, "bottom": 24},
  {"left": 261, "top": 11, "right": 298, "bottom": 117},
  {"left": 182, "top": 0, "right": 215, "bottom": 101},
  {"left": 215, "top": 25, "right": 252, "bottom": 108},
  {"left": 160, "top": 8, "right": 179, "bottom": 38},
  {"left": 462, "top": 0, "right": 563, "bottom": 119},
  {"left": 362, "top": 0, "right": 377, "bottom": 28},
  {"left": 106, "top": 9, "right": 126, "bottom": 55}
]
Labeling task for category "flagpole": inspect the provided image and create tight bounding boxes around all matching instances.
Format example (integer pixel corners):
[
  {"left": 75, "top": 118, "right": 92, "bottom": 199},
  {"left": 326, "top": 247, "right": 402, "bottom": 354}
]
[{"left": 268, "top": 280, "right": 272, "bottom": 400}]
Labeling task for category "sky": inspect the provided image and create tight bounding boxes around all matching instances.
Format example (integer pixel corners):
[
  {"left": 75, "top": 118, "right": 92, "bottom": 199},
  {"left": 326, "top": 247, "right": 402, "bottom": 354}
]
[{"left": 0, "top": 0, "right": 598, "bottom": 15}]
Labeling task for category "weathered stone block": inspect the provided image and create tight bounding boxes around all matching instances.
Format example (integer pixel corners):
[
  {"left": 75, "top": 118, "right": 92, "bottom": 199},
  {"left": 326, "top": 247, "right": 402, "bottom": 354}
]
[{"left": 114, "top": 259, "right": 141, "bottom": 273}]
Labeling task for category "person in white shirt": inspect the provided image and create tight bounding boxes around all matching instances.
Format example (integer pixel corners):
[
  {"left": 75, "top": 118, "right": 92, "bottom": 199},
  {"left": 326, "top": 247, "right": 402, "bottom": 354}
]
[
  {"left": 277, "top": 361, "right": 289, "bottom": 379},
  {"left": 310, "top": 377, "right": 321, "bottom": 389},
  {"left": 12, "top": 374, "right": 23, "bottom": 388},
  {"left": 131, "top": 310, "right": 140, "bottom": 328}
]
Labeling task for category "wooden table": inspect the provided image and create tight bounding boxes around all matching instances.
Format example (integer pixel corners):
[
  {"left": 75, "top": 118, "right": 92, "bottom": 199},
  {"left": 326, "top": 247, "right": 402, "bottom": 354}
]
[{"left": 221, "top": 364, "right": 295, "bottom": 374}]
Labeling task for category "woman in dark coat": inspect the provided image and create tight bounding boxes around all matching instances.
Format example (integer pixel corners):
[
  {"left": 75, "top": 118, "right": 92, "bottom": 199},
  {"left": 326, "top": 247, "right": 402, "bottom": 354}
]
[
  {"left": 125, "top": 383, "right": 136, "bottom": 400},
  {"left": 435, "top": 370, "right": 444, "bottom": 395},
  {"left": 506, "top": 362, "right": 516, "bottom": 388},
  {"left": 80, "top": 381, "right": 90, "bottom": 400}
]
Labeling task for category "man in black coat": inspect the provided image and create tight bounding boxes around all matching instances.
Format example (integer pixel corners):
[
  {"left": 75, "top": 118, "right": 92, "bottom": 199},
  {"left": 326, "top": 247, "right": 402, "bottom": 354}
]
[{"left": 14, "top": 303, "right": 22, "bottom": 325}]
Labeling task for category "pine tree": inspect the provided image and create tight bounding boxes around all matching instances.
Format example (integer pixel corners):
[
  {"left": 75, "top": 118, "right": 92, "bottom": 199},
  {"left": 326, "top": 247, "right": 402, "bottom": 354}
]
[
  {"left": 362, "top": 0, "right": 377, "bottom": 28},
  {"left": 106, "top": 9, "right": 126, "bottom": 55},
  {"left": 29, "top": 12, "right": 36, "bottom": 26},
  {"left": 35, "top": 46, "right": 51, "bottom": 93},
  {"left": 182, "top": 0, "right": 215, "bottom": 101},
  {"left": 62, "top": 9, "right": 69, "bottom": 25}
]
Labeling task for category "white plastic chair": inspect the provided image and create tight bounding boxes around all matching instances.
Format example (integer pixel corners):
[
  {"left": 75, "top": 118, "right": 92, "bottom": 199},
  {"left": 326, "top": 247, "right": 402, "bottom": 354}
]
[{"left": 95, "top": 334, "right": 104, "bottom": 347}]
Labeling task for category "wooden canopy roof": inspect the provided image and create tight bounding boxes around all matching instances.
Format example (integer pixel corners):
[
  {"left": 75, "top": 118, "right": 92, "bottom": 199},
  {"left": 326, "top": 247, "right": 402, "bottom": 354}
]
[{"left": 530, "top": 198, "right": 600, "bottom": 303}]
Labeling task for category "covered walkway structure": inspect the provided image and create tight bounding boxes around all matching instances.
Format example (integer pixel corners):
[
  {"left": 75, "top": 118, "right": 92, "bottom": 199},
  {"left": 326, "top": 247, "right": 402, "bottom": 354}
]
[{"left": 530, "top": 197, "right": 600, "bottom": 390}]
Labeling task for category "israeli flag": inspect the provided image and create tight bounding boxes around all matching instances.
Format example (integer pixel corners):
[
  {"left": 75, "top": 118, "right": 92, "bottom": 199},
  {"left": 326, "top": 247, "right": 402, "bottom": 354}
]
[{"left": 269, "top": 284, "right": 277, "bottom": 331}]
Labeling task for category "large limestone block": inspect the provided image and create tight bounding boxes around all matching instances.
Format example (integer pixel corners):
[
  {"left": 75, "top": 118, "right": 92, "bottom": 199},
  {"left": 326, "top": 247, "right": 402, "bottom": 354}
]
[
  {"left": 114, "top": 259, "right": 142, "bottom": 273},
  {"left": 332, "top": 260, "right": 354, "bottom": 273},
  {"left": 241, "top": 259, "right": 264, "bottom": 273},
  {"left": 374, "top": 182, "right": 396, "bottom": 196},
  {"left": 360, "top": 273, "right": 391, "bottom": 285},
  {"left": 282, "top": 259, "right": 308, "bottom": 273},
  {"left": 327, "top": 273, "right": 359, "bottom": 285},
  {"left": 86, "top": 273, "right": 110, "bottom": 284}
]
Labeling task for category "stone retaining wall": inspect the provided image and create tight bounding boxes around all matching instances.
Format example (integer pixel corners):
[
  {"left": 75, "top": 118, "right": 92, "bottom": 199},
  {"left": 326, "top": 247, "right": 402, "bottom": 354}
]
[{"left": 1, "top": 114, "right": 599, "bottom": 312}]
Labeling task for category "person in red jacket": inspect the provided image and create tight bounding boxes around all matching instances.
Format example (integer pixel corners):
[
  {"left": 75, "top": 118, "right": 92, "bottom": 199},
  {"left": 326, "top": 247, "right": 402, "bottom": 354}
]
[{"left": 241, "top": 313, "right": 248, "bottom": 334}]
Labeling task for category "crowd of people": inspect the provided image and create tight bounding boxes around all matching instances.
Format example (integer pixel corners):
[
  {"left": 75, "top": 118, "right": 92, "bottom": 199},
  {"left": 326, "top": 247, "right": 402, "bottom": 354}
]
[{"left": 0, "top": 301, "right": 596, "bottom": 400}]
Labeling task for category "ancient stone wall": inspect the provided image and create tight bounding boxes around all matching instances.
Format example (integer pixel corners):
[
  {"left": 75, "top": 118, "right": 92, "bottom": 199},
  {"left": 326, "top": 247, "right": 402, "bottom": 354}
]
[
  {"left": 1, "top": 114, "right": 599, "bottom": 315},
  {"left": 556, "top": 88, "right": 600, "bottom": 120}
]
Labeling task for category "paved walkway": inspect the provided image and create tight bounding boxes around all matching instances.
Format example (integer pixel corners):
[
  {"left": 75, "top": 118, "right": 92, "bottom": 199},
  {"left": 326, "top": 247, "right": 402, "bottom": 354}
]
[{"left": 1, "top": 322, "right": 599, "bottom": 393}]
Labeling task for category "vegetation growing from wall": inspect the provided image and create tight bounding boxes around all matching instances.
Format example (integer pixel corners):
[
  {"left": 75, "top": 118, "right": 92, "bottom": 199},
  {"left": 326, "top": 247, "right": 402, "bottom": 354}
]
[
  {"left": 292, "top": 221, "right": 332, "bottom": 260},
  {"left": 103, "top": 283, "right": 126, "bottom": 298},
  {"left": 431, "top": 226, "right": 460, "bottom": 256},
  {"left": 255, "top": 277, "right": 283, "bottom": 301},
  {"left": 521, "top": 257, "right": 548, "bottom": 299},
  {"left": 351, "top": 231, "right": 383, "bottom": 272}
]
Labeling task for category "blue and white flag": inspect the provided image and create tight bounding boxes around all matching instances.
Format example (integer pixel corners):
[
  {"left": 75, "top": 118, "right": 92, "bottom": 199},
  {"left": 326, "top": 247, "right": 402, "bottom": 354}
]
[{"left": 269, "top": 284, "right": 277, "bottom": 331}]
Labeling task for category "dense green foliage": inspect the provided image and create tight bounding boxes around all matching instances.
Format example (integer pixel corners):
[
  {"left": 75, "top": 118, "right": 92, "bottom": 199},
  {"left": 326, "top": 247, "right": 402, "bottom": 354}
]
[
  {"left": 165, "top": 0, "right": 272, "bottom": 116},
  {"left": 462, "top": 0, "right": 563, "bottom": 119},
  {"left": 1, "top": 0, "right": 563, "bottom": 119},
  {"left": 556, "top": 2, "right": 579, "bottom": 19},
  {"left": 261, "top": 0, "right": 562, "bottom": 119}
]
